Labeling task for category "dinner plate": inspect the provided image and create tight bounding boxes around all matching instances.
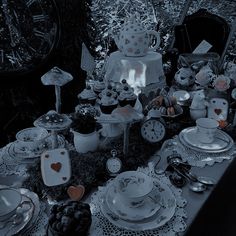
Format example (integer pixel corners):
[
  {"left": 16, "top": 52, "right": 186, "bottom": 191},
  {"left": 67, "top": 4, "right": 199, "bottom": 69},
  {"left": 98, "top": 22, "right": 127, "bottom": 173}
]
[
  {"left": 6, "top": 135, "right": 65, "bottom": 160},
  {"left": 100, "top": 179, "right": 176, "bottom": 231},
  {"left": 179, "top": 127, "right": 234, "bottom": 153},
  {"left": 0, "top": 193, "right": 34, "bottom": 236},
  {"left": 106, "top": 184, "right": 161, "bottom": 221}
]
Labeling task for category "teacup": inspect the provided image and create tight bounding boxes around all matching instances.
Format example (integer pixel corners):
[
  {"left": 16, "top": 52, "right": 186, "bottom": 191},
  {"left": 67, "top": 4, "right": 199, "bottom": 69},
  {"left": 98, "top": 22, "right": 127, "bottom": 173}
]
[
  {"left": 196, "top": 118, "right": 219, "bottom": 143},
  {"left": 16, "top": 127, "right": 48, "bottom": 152},
  {"left": 114, "top": 171, "right": 153, "bottom": 208},
  {"left": 0, "top": 188, "right": 22, "bottom": 221}
]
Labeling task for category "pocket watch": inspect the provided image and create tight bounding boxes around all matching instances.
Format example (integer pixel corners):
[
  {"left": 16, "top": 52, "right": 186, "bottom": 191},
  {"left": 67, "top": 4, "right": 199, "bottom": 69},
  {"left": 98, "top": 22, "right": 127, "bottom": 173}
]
[
  {"left": 0, "top": 0, "right": 60, "bottom": 76},
  {"left": 141, "top": 109, "right": 166, "bottom": 143},
  {"left": 106, "top": 150, "right": 122, "bottom": 177}
]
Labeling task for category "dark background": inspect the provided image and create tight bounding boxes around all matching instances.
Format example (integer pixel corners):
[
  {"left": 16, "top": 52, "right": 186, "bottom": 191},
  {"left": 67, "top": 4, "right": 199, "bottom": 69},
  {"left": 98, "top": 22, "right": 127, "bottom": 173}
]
[{"left": 0, "top": 0, "right": 95, "bottom": 147}]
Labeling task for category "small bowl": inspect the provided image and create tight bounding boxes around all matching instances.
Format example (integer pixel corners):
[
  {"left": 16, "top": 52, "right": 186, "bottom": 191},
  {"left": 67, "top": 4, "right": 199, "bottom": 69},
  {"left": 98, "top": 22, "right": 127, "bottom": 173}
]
[
  {"left": 0, "top": 188, "right": 22, "bottom": 221},
  {"left": 16, "top": 127, "right": 48, "bottom": 142},
  {"left": 172, "top": 90, "right": 190, "bottom": 105},
  {"left": 114, "top": 171, "right": 153, "bottom": 208},
  {"left": 16, "top": 127, "right": 48, "bottom": 151}
]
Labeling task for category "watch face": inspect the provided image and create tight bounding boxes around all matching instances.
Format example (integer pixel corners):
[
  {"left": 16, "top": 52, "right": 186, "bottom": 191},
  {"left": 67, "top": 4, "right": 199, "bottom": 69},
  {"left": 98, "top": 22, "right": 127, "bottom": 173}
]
[
  {"left": 141, "top": 119, "right": 166, "bottom": 143},
  {"left": 106, "top": 158, "right": 122, "bottom": 174},
  {"left": 0, "top": 0, "right": 60, "bottom": 75}
]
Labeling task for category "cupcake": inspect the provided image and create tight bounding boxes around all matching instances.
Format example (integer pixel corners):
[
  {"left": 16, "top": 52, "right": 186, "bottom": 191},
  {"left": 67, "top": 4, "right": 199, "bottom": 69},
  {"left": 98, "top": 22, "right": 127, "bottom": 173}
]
[
  {"left": 47, "top": 201, "right": 91, "bottom": 236},
  {"left": 93, "top": 78, "right": 106, "bottom": 95},
  {"left": 99, "top": 91, "right": 118, "bottom": 114},
  {"left": 77, "top": 86, "right": 97, "bottom": 105},
  {"left": 118, "top": 86, "right": 137, "bottom": 107},
  {"left": 98, "top": 84, "right": 117, "bottom": 100}
]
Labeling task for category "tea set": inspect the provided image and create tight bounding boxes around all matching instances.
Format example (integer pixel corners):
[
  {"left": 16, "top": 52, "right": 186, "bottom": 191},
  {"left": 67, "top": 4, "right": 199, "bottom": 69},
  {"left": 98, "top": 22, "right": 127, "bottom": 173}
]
[
  {"left": 0, "top": 187, "right": 40, "bottom": 235},
  {"left": 100, "top": 170, "right": 176, "bottom": 230},
  {"left": 179, "top": 117, "right": 234, "bottom": 153}
]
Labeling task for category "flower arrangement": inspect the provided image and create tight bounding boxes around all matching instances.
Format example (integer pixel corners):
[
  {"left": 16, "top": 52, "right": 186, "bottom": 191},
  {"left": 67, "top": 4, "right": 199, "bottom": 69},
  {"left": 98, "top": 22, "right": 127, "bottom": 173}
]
[{"left": 71, "top": 104, "right": 100, "bottom": 134}]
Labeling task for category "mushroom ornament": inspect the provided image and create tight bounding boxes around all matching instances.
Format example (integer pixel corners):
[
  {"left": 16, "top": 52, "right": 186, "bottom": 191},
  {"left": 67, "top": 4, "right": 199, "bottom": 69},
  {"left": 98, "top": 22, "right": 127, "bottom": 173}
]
[
  {"left": 34, "top": 110, "right": 72, "bottom": 149},
  {"left": 41, "top": 67, "right": 73, "bottom": 113}
]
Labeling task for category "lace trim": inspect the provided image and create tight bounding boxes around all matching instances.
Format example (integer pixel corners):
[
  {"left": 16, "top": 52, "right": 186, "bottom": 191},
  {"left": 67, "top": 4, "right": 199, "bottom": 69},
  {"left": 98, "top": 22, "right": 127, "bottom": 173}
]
[{"left": 89, "top": 164, "right": 187, "bottom": 236}]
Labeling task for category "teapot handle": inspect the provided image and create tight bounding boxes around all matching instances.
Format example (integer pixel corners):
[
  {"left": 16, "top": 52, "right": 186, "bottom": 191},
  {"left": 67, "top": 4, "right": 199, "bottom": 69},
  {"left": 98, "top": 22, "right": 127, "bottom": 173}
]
[{"left": 147, "top": 30, "right": 160, "bottom": 51}]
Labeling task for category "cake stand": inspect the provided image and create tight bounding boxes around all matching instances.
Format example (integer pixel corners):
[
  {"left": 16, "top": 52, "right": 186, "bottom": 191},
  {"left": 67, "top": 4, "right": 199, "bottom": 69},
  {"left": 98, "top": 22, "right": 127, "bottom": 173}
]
[{"left": 97, "top": 106, "right": 143, "bottom": 155}]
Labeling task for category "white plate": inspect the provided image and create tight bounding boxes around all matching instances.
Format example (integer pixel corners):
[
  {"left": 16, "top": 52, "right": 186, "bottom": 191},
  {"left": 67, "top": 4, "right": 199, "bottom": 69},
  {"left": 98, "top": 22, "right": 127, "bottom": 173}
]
[
  {"left": 7, "top": 135, "right": 65, "bottom": 160},
  {"left": 106, "top": 184, "right": 161, "bottom": 221},
  {"left": 0, "top": 192, "right": 34, "bottom": 236},
  {"left": 100, "top": 179, "right": 176, "bottom": 231},
  {"left": 179, "top": 127, "right": 234, "bottom": 153}
]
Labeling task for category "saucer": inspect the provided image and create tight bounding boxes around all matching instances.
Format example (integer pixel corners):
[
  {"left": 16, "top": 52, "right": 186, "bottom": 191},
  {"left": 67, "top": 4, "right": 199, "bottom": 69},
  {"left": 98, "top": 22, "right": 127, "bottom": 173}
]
[
  {"left": 101, "top": 179, "right": 176, "bottom": 231},
  {"left": 7, "top": 135, "right": 65, "bottom": 160},
  {"left": 0, "top": 192, "right": 34, "bottom": 236},
  {"left": 179, "top": 127, "right": 234, "bottom": 153},
  {"left": 106, "top": 184, "right": 161, "bottom": 221}
]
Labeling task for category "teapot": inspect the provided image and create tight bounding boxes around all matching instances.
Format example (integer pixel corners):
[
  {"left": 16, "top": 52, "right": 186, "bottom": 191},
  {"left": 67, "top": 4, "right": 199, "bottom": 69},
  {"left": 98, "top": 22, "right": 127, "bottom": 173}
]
[{"left": 114, "top": 15, "right": 160, "bottom": 57}]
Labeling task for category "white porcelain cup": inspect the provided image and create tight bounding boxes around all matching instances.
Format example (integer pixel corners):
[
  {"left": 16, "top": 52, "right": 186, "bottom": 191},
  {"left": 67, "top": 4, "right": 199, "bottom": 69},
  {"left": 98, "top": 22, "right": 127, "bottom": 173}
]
[
  {"left": 114, "top": 171, "right": 153, "bottom": 208},
  {"left": 196, "top": 118, "right": 219, "bottom": 143}
]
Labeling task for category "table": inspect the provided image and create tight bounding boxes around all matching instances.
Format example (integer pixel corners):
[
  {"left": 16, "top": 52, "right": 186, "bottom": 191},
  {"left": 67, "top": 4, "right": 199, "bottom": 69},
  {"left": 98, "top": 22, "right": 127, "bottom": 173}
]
[{"left": 0, "top": 139, "right": 235, "bottom": 235}]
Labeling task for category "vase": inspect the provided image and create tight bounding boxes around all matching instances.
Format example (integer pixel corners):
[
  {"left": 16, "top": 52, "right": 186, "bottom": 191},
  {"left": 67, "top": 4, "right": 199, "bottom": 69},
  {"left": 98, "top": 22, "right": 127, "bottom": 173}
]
[{"left": 71, "top": 130, "right": 99, "bottom": 153}]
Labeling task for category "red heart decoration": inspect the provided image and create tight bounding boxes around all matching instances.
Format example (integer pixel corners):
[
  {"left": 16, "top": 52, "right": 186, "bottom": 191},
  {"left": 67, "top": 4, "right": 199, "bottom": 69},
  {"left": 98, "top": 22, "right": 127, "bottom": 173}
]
[
  {"left": 67, "top": 185, "right": 85, "bottom": 201},
  {"left": 214, "top": 109, "right": 222, "bottom": 115},
  {"left": 51, "top": 162, "right": 62, "bottom": 172}
]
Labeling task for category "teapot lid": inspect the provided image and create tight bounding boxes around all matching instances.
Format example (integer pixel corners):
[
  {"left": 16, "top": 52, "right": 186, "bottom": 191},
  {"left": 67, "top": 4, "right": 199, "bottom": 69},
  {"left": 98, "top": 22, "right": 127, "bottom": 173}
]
[{"left": 121, "top": 15, "right": 146, "bottom": 34}]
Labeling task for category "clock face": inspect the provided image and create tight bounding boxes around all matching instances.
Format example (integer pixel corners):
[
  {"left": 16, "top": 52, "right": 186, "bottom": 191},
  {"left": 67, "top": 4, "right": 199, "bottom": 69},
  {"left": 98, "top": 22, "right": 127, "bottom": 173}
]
[
  {"left": 0, "top": 0, "right": 60, "bottom": 75},
  {"left": 141, "top": 119, "right": 166, "bottom": 143},
  {"left": 106, "top": 158, "right": 122, "bottom": 175}
]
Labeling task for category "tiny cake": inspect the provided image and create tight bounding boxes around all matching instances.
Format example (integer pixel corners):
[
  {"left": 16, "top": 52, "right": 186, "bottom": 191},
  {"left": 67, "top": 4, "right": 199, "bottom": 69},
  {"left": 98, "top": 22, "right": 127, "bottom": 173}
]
[
  {"left": 99, "top": 91, "right": 118, "bottom": 114},
  {"left": 118, "top": 85, "right": 137, "bottom": 107},
  {"left": 93, "top": 78, "right": 106, "bottom": 95},
  {"left": 78, "top": 86, "right": 97, "bottom": 105},
  {"left": 98, "top": 84, "right": 118, "bottom": 100},
  {"left": 47, "top": 201, "right": 92, "bottom": 236}
]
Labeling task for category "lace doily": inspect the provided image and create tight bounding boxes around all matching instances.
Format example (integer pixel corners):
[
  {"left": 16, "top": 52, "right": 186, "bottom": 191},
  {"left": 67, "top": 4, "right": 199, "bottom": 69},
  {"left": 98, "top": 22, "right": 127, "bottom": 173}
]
[
  {"left": 161, "top": 136, "right": 236, "bottom": 168},
  {"left": 0, "top": 144, "right": 29, "bottom": 177},
  {"left": 89, "top": 164, "right": 187, "bottom": 236},
  {"left": 24, "top": 202, "right": 48, "bottom": 236}
]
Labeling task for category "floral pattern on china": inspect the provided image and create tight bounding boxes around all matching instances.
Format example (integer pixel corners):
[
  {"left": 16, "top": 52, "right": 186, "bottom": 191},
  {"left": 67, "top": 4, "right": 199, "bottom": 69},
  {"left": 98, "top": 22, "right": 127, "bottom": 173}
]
[{"left": 114, "top": 15, "right": 160, "bottom": 57}]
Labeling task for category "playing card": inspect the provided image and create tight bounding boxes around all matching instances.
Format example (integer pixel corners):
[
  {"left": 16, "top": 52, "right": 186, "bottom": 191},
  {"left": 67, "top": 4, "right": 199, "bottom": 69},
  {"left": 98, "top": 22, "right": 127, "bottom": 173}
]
[
  {"left": 41, "top": 148, "right": 71, "bottom": 186},
  {"left": 207, "top": 98, "right": 228, "bottom": 121}
]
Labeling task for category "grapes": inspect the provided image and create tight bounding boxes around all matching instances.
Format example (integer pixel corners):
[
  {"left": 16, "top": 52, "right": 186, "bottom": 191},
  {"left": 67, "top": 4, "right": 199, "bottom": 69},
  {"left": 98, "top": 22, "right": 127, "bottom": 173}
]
[
  {"left": 56, "top": 212, "right": 63, "bottom": 220},
  {"left": 74, "top": 211, "right": 83, "bottom": 220},
  {"left": 61, "top": 216, "right": 72, "bottom": 226},
  {"left": 48, "top": 201, "right": 92, "bottom": 236},
  {"left": 63, "top": 206, "right": 74, "bottom": 216}
]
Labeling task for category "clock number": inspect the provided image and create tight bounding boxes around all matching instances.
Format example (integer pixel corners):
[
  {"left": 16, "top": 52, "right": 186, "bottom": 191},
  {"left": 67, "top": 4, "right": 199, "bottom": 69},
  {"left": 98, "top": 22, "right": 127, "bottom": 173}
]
[
  {"left": 33, "top": 14, "right": 48, "bottom": 23},
  {"left": 26, "top": 0, "right": 36, "bottom": 7},
  {"left": 33, "top": 29, "right": 45, "bottom": 38}
]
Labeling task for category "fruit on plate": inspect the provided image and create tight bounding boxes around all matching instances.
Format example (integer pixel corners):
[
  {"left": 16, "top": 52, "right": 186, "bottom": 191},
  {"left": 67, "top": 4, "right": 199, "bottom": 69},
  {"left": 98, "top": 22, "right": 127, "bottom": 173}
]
[{"left": 47, "top": 201, "right": 92, "bottom": 236}]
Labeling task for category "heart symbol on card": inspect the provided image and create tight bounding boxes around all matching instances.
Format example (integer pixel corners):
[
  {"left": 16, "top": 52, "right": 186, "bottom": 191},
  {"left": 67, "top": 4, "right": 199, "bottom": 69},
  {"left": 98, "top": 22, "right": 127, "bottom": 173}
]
[
  {"left": 67, "top": 185, "right": 85, "bottom": 201},
  {"left": 51, "top": 162, "right": 62, "bottom": 172},
  {"left": 214, "top": 109, "right": 222, "bottom": 115}
]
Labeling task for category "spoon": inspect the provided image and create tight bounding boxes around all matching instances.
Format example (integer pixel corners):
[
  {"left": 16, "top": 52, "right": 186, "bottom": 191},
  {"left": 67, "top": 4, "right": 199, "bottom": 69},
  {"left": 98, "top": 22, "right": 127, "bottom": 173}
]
[
  {"left": 189, "top": 181, "right": 207, "bottom": 193},
  {"left": 170, "top": 164, "right": 208, "bottom": 193}
]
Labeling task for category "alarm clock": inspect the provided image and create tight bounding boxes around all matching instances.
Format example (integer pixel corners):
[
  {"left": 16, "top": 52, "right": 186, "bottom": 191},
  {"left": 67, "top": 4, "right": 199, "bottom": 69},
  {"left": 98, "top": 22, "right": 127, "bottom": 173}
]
[
  {"left": 141, "top": 109, "right": 166, "bottom": 143},
  {"left": 106, "top": 150, "right": 122, "bottom": 176}
]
